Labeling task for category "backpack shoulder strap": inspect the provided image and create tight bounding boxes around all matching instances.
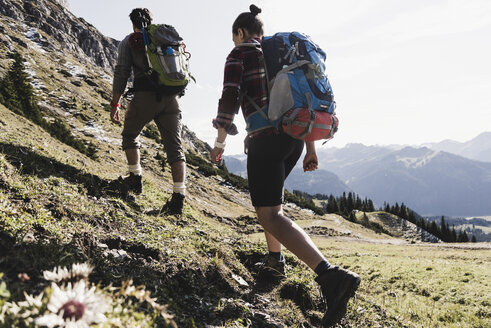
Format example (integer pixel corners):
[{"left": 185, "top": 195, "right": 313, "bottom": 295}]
[{"left": 244, "top": 94, "right": 268, "bottom": 120}]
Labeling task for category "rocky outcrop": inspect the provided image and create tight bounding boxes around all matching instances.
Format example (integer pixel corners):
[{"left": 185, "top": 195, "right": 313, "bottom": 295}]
[
  {"left": 371, "top": 212, "right": 441, "bottom": 243},
  {"left": 0, "top": 0, "right": 118, "bottom": 72}
]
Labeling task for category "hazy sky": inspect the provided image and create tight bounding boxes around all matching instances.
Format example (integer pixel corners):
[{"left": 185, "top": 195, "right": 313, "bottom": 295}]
[{"left": 69, "top": 0, "right": 491, "bottom": 155}]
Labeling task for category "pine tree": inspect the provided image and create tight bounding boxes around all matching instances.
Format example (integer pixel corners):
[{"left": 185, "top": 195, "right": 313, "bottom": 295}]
[
  {"left": 430, "top": 221, "right": 439, "bottom": 237},
  {"left": 451, "top": 226, "right": 457, "bottom": 242},
  {"left": 368, "top": 199, "right": 375, "bottom": 212},
  {"left": 457, "top": 230, "right": 469, "bottom": 243},
  {"left": 440, "top": 216, "right": 449, "bottom": 241},
  {"left": 339, "top": 192, "right": 347, "bottom": 214},
  {"left": 407, "top": 210, "right": 416, "bottom": 224},
  {"left": 347, "top": 192, "right": 354, "bottom": 212},
  {"left": 399, "top": 203, "right": 408, "bottom": 219},
  {"left": 362, "top": 212, "right": 369, "bottom": 226},
  {"left": 393, "top": 202, "right": 400, "bottom": 216},
  {"left": 348, "top": 211, "right": 356, "bottom": 222},
  {"left": 0, "top": 52, "right": 43, "bottom": 124},
  {"left": 355, "top": 194, "right": 362, "bottom": 210},
  {"left": 384, "top": 203, "right": 391, "bottom": 212},
  {"left": 326, "top": 195, "right": 340, "bottom": 214},
  {"left": 0, "top": 72, "right": 22, "bottom": 112},
  {"left": 471, "top": 235, "right": 477, "bottom": 242}
]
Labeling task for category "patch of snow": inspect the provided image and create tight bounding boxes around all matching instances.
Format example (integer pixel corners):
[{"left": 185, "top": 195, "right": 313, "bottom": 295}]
[
  {"left": 77, "top": 120, "right": 119, "bottom": 145},
  {"left": 25, "top": 27, "right": 39, "bottom": 40},
  {"left": 100, "top": 73, "right": 113, "bottom": 83},
  {"left": 23, "top": 61, "right": 46, "bottom": 93},
  {"left": 64, "top": 62, "right": 86, "bottom": 76},
  {"left": 396, "top": 151, "right": 440, "bottom": 168},
  {"left": 24, "top": 27, "right": 47, "bottom": 54}
]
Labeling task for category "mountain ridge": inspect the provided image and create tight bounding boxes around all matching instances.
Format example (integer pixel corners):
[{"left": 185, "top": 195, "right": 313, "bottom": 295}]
[
  {"left": 0, "top": 0, "right": 118, "bottom": 72},
  {"left": 226, "top": 140, "right": 491, "bottom": 217}
]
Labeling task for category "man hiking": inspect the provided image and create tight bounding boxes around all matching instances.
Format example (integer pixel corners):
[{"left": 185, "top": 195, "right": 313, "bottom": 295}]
[{"left": 110, "top": 8, "right": 186, "bottom": 215}]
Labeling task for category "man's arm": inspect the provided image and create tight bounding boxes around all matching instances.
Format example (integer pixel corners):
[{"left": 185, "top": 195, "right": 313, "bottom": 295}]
[
  {"left": 110, "top": 36, "right": 132, "bottom": 124},
  {"left": 110, "top": 92, "right": 122, "bottom": 124}
]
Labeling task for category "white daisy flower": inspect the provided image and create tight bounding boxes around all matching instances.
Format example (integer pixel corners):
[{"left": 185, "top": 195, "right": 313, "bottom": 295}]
[
  {"left": 43, "top": 263, "right": 93, "bottom": 283},
  {"left": 43, "top": 266, "right": 71, "bottom": 283},
  {"left": 23, "top": 292, "right": 44, "bottom": 308},
  {"left": 69, "top": 263, "right": 93, "bottom": 280},
  {"left": 35, "top": 280, "right": 109, "bottom": 328}
]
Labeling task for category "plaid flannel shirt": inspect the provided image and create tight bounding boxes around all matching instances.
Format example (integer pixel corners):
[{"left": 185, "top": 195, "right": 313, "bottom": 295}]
[{"left": 213, "top": 38, "right": 273, "bottom": 138}]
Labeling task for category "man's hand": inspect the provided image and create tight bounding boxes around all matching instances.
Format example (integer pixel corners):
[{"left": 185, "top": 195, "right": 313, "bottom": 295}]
[
  {"left": 210, "top": 147, "right": 224, "bottom": 164},
  {"left": 110, "top": 103, "right": 121, "bottom": 125},
  {"left": 303, "top": 152, "right": 318, "bottom": 172}
]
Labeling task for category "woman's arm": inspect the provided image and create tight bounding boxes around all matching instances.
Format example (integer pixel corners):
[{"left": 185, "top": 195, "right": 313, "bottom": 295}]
[
  {"left": 303, "top": 141, "right": 319, "bottom": 172},
  {"left": 210, "top": 127, "right": 228, "bottom": 163},
  {"left": 210, "top": 50, "right": 244, "bottom": 162}
]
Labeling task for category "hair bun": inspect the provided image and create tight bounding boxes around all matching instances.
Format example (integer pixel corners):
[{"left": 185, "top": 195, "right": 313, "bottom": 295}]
[{"left": 249, "top": 4, "right": 262, "bottom": 16}]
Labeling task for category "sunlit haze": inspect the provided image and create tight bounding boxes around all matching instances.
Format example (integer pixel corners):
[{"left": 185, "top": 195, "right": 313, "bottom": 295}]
[{"left": 69, "top": 0, "right": 491, "bottom": 155}]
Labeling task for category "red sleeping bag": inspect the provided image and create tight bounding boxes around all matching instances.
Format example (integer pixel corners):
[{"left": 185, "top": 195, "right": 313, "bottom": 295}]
[{"left": 281, "top": 108, "right": 338, "bottom": 142}]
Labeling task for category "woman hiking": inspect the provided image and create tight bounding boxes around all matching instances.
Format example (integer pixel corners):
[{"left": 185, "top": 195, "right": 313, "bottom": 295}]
[{"left": 209, "top": 5, "right": 360, "bottom": 327}]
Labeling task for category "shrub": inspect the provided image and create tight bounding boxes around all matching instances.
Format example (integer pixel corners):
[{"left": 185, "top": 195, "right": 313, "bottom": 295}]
[
  {"left": 143, "top": 124, "right": 162, "bottom": 143},
  {"left": 284, "top": 190, "right": 324, "bottom": 215},
  {"left": 59, "top": 69, "right": 72, "bottom": 77}
]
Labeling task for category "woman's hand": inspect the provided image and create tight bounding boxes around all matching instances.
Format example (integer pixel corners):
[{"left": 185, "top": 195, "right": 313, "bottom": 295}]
[
  {"left": 210, "top": 128, "right": 227, "bottom": 163},
  {"left": 210, "top": 147, "right": 225, "bottom": 164},
  {"left": 303, "top": 141, "right": 318, "bottom": 172},
  {"left": 303, "top": 152, "right": 318, "bottom": 172}
]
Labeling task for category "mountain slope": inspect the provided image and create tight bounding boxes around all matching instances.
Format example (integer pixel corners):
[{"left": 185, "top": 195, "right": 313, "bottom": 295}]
[
  {"left": 0, "top": 0, "right": 117, "bottom": 72},
  {"left": 284, "top": 167, "right": 352, "bottom": 196},
  {"left": 223, "top": 155, "right": 352, "bottom": 196},
  {"left": 316, "top": 143, "right": 399, "bottom": 182},
  {"left": 0, "top": 1, "right": 489, "bottom": 327},
  {"left": 347, "top": 147, "right": 491, "bottom": 216},
  {"left": 311, "top": 143, "right": 491, "bottom": 217}
]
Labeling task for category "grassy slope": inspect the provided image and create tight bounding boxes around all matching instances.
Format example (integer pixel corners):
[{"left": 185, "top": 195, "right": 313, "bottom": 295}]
[
  {"left": 0, "top": 15, "right": 490, "bottom": 326},
  {"left": 1, "top": 104, "right": 490, "bottom": 328}
]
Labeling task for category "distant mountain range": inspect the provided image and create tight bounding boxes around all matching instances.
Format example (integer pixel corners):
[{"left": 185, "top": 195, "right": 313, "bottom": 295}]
[
  {"left": 423, "top": 132, "right": 491, "bottom": 163},
  {"left": 225, "top": 132, "right": 491, "bottom": 217}
]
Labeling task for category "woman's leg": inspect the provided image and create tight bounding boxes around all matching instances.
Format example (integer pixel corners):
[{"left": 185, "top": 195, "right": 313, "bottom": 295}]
[
  {"left": 256, "top": 205, "right": 325, "bottom": 270},
  {"left": 264, "top": 230, "right": 282, "bottom": 253}
]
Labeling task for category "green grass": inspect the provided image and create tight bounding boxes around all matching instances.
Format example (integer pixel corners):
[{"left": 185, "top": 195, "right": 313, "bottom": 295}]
[
  {"left": 315, "top": 239, "right": 491, "bottom": 328},
  {"left": 1, "top": 142, "right": 490, "bottom": 327}
]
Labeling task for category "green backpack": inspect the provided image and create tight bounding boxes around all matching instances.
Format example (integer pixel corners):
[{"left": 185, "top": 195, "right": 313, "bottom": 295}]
[{"left": 142, "top": 24, "right": 194, "bottom": 94}]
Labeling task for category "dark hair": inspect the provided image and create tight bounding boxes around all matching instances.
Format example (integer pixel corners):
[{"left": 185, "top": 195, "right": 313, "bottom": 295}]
[
  {"left": 129, "top": 8, "right": 153, "bottom": 29},
  {"left": 232, "top": 4, "right": 264, "bottom": 36}
]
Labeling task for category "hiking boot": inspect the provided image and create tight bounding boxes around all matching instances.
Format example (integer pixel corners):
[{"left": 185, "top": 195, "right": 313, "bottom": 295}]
[
  {"left": 315, "top": 265, "right": 361, "bottom": 327},
  {"left": 110, "top": 173, "right": 142, "bottom": 195},
  {"left": 161, "top": 192, "right": 185, "bottom": 215},
  {"left": 255, "top": 254, "right": 286, "bottom": 283}
]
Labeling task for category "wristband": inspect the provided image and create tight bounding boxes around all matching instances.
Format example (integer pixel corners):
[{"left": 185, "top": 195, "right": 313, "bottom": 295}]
[
  {"left": 214, "top": 138, "right": 226, "bottom": 149},
  {"left": 110, "top": 101, "right": 120, "bottom": 109}
]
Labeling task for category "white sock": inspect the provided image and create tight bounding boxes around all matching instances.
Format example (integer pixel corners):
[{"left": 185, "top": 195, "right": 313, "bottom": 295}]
[
  {"left": 173, "top": 182, "right": 186, "bottom": 195},
  {"left": 128, "top": 164, "right": 142, "bottom": 176}
]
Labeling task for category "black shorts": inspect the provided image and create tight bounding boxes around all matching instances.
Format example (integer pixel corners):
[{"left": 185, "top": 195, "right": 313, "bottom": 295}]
[{"left": 247, "top": 133, "right": 304, "bottom": 207}]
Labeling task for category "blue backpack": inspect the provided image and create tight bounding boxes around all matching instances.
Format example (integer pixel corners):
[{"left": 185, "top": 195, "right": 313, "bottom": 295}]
[{"left": 245, "top": 32, "right": 337, "bottom": 140}]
